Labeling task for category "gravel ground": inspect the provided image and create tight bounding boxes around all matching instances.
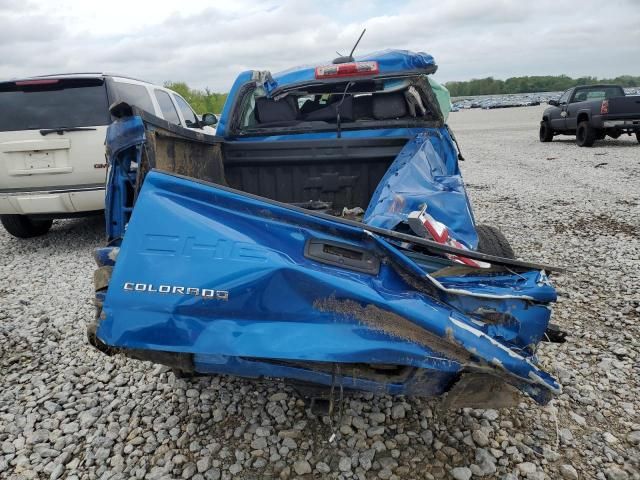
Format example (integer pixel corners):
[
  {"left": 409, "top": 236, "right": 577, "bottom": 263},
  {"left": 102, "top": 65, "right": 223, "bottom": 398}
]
[{"left": 1, "top": 105, "right": 639, "bottom": 480}]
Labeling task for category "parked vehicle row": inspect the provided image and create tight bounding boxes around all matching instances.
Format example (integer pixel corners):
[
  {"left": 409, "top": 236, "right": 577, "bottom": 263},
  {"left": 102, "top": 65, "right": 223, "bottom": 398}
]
[
  {"left": 0, "top": 74, "right": 216, "bottom": 238},
  {"left": 453, "top": 94, "right": 544, "bottom": 111},
  {"left": 539, "top": 84, "right": 640, "bottom": 146}
]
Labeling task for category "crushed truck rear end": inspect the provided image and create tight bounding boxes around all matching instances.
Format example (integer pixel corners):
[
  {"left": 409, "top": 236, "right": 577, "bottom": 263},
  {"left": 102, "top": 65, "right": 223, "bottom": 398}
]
[
  {"left": 90, "top": 115, "right": 562, "bottom": 408},
  {"left": 89, "top": 50, "right": 563, "bottom": 407}
]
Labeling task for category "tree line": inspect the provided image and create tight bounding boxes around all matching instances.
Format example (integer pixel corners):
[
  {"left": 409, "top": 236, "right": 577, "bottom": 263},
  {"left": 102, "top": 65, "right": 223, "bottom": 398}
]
[
  {"left": 165, "top": 74, "right": 640, "bottom": 111},
  {"left": 444, "top": 75, "right": 640, "bottom": 97},
  {"left": 163, "top": 81, "right": 228, "bottom": 114}
]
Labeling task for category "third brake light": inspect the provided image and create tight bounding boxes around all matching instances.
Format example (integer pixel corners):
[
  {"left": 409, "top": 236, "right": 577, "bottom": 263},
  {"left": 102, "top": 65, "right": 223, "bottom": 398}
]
[{"left": 315, "top": 61, "right": 379, "bottom": 79}]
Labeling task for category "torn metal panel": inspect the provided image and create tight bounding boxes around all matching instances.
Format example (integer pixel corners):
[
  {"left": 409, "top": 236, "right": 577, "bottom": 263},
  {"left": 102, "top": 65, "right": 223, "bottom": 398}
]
[
  {"left": 96, "top": 169, "right": 560, "bottom": 403},
  {"left": 364, "top": 130, "right": 479, "bottom": 249}
]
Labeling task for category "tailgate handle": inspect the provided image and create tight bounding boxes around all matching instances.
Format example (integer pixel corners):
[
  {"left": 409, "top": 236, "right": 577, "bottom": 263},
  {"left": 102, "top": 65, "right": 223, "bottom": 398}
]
[{"left": 304, "top": 239, "right": 380, "bottom": 274}]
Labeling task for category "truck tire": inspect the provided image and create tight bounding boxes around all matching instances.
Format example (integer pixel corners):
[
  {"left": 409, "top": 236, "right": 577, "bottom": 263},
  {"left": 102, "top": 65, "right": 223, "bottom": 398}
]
[
  {"left": 539, "top": 121, "right": 553, "bottom": 142},
  {"left": 576, "top": 121, "right": 596, "bottom": 147},
  {"left": 1, "top": 215, "right": 53, "bottom": 238},
  {"left": 476, "top": 224, "right": 515, "bottom": 259},
  {"left": 636, "top": 132, "right": 640, "bottom": 143}
]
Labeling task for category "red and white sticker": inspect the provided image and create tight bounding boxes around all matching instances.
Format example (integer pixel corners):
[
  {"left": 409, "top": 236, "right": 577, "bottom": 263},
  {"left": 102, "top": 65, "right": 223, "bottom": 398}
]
[{"left": 407, "top": 206, "right": 490, "bottom": 268}]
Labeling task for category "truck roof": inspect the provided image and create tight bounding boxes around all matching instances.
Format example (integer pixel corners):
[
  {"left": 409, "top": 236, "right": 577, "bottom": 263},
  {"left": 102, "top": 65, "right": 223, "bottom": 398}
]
[
  {"left": 268, "top": 49, "right": 437, "bottom": 94},
  {"left": 573, "top": 84, "right": 624, "bottom": 90}
]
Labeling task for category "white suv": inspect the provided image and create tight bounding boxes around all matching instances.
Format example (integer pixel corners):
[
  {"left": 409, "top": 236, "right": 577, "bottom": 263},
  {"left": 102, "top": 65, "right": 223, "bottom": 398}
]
[{"left": 0, "top": 73, "right": 217, "bottom": 238}]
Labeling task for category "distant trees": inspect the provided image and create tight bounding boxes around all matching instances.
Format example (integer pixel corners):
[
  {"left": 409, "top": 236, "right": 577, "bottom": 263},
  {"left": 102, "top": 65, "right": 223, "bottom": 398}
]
[
  {"left": 444, "top": 75, "right": 640, "bottom": 97},
  {"left": 164, "top": 81, "right": 228, "bottom": 114},
  {"left": 165, "top": 74, "right": 640, "bottom": 111}
]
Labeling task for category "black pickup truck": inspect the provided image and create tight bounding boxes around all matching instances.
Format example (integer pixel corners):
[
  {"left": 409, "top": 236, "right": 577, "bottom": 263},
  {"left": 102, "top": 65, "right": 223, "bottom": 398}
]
[{"left": 539, "top": 84, "right": 640, "bottom": 146}]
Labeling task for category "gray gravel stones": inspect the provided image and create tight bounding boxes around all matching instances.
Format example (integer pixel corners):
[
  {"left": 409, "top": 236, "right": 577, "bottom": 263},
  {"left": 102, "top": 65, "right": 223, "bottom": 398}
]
[
  {"left": 472, "top": 429, "right": 490, "bottom": 447},
  {"left": 451, "top": 466, "right": 472, "bottom": 480},
  {"left": 390, "top": 404, "right": 405, "bottom": 419},
  {"left": 292, "top": 459, "right": 311, "bottom": 475},
  {"left": 1, "top": 107, "right": 639, "bottom": 479},
  {"left": 315, "top": 460, "right": 331, "bottom": 473},
  {"left": 338, "top": 456, "right": 352, "bottom": 472},
  {"left": 560, "top": 464, "right": 579, "bottom": 480},
  {"left": 628, "top": 431, "right": 640, "bottom": 445},
  {"left": 517, "top": 461, "right": 537, "bottom": 475},
  {"left": 606, "top": 466, "right": 630, "bottom": 480}
]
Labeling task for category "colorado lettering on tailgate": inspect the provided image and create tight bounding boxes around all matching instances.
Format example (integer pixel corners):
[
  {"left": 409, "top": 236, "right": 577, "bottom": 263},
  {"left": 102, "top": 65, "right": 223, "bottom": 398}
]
[{"left": 122, "top": 282, "right": 229, "bottom": 300}]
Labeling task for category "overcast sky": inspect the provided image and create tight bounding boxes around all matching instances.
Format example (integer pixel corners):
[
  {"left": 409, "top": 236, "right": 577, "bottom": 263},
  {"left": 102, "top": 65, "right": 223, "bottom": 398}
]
[{"left": 1, "top": 0, "right": 639, "bottom": 91}]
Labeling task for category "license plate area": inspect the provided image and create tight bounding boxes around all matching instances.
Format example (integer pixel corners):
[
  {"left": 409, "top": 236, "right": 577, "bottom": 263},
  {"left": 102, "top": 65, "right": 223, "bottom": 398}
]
[{"left": 2, "top": 139, "right": 72, "bottom": 176}]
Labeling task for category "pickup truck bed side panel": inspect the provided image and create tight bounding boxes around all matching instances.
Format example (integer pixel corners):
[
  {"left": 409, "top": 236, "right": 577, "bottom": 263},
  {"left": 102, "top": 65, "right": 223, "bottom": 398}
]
[{"left": 364, "top": 129, "right": 478, "bottom": 249}]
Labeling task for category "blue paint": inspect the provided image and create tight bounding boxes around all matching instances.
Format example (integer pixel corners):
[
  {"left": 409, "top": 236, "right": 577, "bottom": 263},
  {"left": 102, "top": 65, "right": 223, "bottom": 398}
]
[
  {"left": 193, "top": 354, "right": 454, "bottom": 397},
  {"left": 105, "top": 115, "right": 144, "bottom": 242},
  {"left": 269, "top": 49, "right": 436, "bottom": 95},
  {"left": 364, "top": 129, "right": 478, "bottom": 248},
  {"left": 97, "top": 170, "right": 560, "bottom": 402},
  {"left": 96, "top": 49, "right": 561, "bottom": 404}
]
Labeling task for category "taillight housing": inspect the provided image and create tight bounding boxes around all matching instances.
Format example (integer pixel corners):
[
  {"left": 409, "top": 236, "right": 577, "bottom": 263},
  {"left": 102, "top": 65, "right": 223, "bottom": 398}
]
[
  {"left": 315, "top": 61, "right": 379, "bottom": 79},
  {"left": 600, "top": 100, "right": 609, "bottom": 114},
  {"left": 15, "top": 79, "right": 59, "bottom": 86}
]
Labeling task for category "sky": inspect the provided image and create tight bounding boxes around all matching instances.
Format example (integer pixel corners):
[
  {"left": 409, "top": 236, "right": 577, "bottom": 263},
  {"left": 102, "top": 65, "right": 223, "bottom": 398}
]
[{"left": 1, "top": 0, "right": 639, "bottom": 91}]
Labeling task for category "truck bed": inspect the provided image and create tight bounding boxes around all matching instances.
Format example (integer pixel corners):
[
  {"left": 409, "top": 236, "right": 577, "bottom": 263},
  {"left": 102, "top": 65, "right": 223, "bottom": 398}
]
[{"left": 223, "top": 137, "right": 409, "bottom": 211}]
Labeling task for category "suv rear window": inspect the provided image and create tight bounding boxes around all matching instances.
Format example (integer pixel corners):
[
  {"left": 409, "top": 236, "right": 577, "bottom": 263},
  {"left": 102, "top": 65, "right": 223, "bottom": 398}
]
[{"left": 0, "top": 78, "right": 110, "bottom": 132}]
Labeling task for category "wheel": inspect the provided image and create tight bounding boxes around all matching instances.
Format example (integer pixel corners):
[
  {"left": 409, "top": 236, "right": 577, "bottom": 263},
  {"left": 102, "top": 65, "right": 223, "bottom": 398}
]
[
  {"left": 539, "top": 121, "right": 553, "bottom": 142},
  {"left": 1, "top": 215, "right": 52, "bottom": 238},
  {"left": 636, "top": 132, "right": 640, "bottom": 143},
  {"left": 576, "top": 121, "right": 596, "bottom": 147},
  {"left": 476, "top": 224, "right": 515, "bottom": 259}
]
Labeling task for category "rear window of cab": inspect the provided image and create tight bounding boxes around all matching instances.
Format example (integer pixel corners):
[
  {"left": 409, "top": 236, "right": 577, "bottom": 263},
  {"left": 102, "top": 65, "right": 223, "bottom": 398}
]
[{"left": 237, "top": 76, "right": 441, "bottom": 132}]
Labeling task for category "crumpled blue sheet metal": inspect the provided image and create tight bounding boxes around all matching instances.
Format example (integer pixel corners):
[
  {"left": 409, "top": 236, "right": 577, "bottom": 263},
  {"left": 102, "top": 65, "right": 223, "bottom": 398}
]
[
  {"left": 96, "top": 164, "right": 560, "bottom": 404},
  {"left": 104, "top": 116, "right": 145, "bottom": 242},
  {"left": 364, "top": 129, "right": 478, "bottom": 249}
]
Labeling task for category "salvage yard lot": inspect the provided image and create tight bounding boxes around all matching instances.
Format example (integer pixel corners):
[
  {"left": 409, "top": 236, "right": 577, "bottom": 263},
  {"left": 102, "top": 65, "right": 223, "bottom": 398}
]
[{"left": 1, "top": 106, "right": 638, "bottom": 479}]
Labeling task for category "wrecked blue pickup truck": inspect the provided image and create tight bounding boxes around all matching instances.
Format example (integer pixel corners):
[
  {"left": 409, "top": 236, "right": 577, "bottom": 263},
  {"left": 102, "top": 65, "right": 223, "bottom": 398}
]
[{"left": 89, "top": 50, "right": 563, "bottom": 408}]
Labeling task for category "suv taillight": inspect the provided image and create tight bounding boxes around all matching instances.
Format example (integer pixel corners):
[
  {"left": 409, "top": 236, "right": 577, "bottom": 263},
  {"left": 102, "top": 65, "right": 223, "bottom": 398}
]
[
  {"left": 15, "top": 79, "right": 59, "bottom": 86},
  {"left": 600, "top": 100, "right": 609, "bottom": 114},
  {"left": 315, "top": 61, "right": 379, "bottom": 79}
]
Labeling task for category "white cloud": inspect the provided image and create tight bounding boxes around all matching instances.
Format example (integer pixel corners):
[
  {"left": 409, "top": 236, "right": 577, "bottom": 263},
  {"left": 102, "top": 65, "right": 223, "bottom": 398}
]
[{"left": 0, "top": 0, "right": 638, "bottom": 91}]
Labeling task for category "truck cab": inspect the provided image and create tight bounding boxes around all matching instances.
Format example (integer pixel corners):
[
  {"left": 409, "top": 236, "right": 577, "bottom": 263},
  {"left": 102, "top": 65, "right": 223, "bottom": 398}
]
[{"left": 540, "top": 84, "right": 640, "bottom": 146}]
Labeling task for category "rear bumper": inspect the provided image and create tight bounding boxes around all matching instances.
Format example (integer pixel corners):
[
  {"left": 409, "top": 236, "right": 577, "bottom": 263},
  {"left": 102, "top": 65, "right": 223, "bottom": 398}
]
[
  {"left": 0, "top": 186, "right": 105, "bottom": 215},
  {"left": 86, "top": 328, "right": 529, "bottom": 408},
  {"left": 603, "top": 119, "right": 640, "bottom": 130}
]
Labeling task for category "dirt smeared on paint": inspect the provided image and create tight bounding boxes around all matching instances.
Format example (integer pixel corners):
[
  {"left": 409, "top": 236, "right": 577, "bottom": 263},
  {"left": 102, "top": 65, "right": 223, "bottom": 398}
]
[{"left": 313, "top": 297, "right": 471, "bottom": 363}]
